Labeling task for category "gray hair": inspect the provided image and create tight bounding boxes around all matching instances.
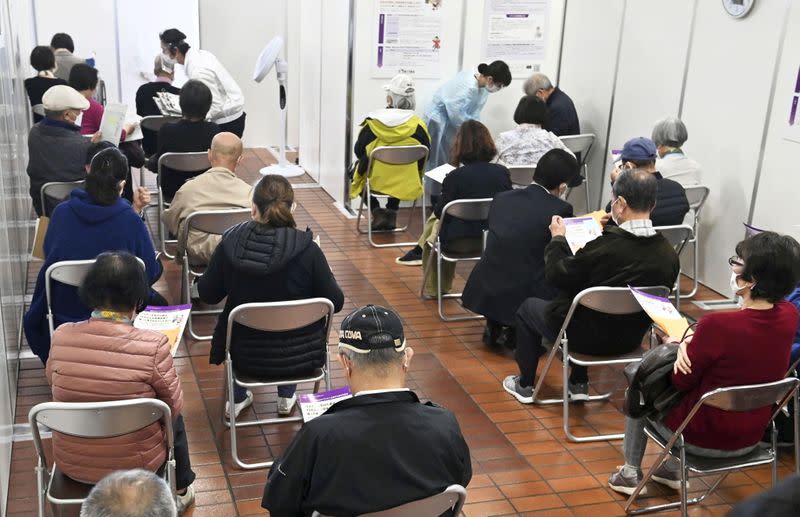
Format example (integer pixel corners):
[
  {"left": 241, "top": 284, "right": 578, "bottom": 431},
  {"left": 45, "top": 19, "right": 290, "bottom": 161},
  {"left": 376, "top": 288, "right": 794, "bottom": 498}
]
[
  {"left": 389, "top": 92, "right": 415, "bottom": 110},
  {"left": 651, "top": 116, "right": 688, "bottom": 148},
  {"left": 44, "top": 108, "right": 67, "bottom": 120},
  {"left": 153, "top": 55, "right": 172, "bottom": 78},
  {"left": 80, "top": 469, "right": 176, "bottom": 517},
  {"left": 612, "top": 169, "right": 657, "bottom": 212},
  {"left": 338, "top": 346, "right": 405, "bottom": 375},
  {"left": 523, "top": 73, "right": 553, "bottom": 96}
]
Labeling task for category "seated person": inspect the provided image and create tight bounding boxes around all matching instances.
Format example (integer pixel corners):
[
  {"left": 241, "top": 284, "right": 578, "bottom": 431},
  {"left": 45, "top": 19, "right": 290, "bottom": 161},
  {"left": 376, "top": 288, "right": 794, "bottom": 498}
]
[
  {"left": 523, "top": 73, "right": 580, "bottom": 137},
  {"left": 147, "top": 79, "right": 220, "bottom": 200},
  {"left": 164, "top": 132, "right": 251, "bottom": 265},
  {"left": 495, "top": 95, "right": 574, "bottom": 166},
  {"left": 26, "top": 84, "right": 100, "bottom": 216},
  {"left": 46, "top": 253, "right": 195, "bottom": 515},
  {"left": 197, "top": 175, "right": 344, "bottom": 418},
  {"left": 24, "top": 147, "right": 163, "bottom": 364},
  {"left": 396, "top": 120, "right": 512, "bottom": 299},
  {"left": 462, "top": 149, "right": 577, "bottom": 350},
  {"left": 652, "top": 116, "right": 701, "bottom": 187},
  {"left": 607, "top": 137, "right": 689, "bottom": 227},
  {"left": 608, "top": 231, "right": 800, "bottom": 495},
  {"left": 51, "top": 32, "right": 84, "bottom": 82},
  {"left": 351, "top": 73, "right": 430, "bottom": 231},
  {"left": 81, "top": 469, "right": 177, "bottom": 517},
  {"left": 136, "top": 54, "right": 181, "bottom": 156},
  {"left": 24, "top": 46, "right": 68, "bottom": 123},
  {"left": 262, "top": 304, "right": 472, "bottom": 516},
  {"left": 504, "top": 170, "right": 680, "bottom": 402},
  {"left": 728, "top": 473, "right": 800, "bottom": 517}
]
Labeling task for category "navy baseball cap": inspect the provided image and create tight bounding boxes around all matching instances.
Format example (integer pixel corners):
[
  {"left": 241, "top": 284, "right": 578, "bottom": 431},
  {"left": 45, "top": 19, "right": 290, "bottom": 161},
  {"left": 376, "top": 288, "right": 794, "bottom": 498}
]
[
  {"left": 338, "top": 304, "right": 406, "bottom": 354},
  {"left": 620, "top": 137, "right": 657, "bottom": 162}
]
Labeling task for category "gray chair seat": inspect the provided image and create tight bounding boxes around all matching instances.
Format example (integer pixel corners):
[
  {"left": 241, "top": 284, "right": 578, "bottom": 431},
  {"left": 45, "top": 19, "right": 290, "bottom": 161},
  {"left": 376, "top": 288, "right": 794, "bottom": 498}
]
[
  {"left": 233, "top": 367, "right": 325, "bottom": 386},
  {"left": 48, "top": 466, "right": 93, "bottom": 502}
]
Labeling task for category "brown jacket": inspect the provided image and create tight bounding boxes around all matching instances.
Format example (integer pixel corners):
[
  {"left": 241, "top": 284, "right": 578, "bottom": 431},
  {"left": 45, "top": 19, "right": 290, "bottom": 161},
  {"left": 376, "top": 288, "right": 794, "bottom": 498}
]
[{"left": 45, "top": 319, "right": 183, "bottom": 484}]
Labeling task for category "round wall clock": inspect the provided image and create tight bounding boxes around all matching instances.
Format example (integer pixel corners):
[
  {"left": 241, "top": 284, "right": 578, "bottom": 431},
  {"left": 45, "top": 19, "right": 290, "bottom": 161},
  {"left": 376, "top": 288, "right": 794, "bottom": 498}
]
[{"left": 722, "top": 0, "right": 755, "bottom": 19}]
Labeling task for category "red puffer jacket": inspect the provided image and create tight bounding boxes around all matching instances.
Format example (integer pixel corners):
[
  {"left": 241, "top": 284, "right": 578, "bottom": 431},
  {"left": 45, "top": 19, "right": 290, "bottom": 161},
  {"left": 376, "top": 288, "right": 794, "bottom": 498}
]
[{"left": 45, "top": 318, "right": 183, "bottom": 483}]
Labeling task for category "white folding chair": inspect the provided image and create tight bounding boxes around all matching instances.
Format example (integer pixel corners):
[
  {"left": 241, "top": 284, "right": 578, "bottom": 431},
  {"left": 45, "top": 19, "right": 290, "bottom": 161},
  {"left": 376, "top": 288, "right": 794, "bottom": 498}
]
[
  {"left": 506, "top": 165, "right": 536, "bottom": 188},
  {"left": 560, "top": 133, "right": 596, "bottom": 213},
  {"left": 40, "top": 180, "right": 85, "bottom": 217},
  {"left": 29, "top": 398, "right": 176, "bottom": 517},
  {"left": 355, "top": 145, "right": 429, "bottom": 248},
  {"left": 312, "top": 484, "right": 467, "bottom": 517},
  {"left": 532, "top": 286, "right": 670, "bottom": 442},
  {"left": 624, "top": 377, "right": 800, "bottom": 516},
  {"left": 180, "top": 209, "right": 252, "bottom": 341},
  {"left": 681, "top": 185, "right": 710, "bottom": 298},
  {"left": 139, "top": 115, "right": 181, "bottom": 183},
  {"left": 155, "top": 152, "right": 212, "bottom": 259},
  {"left": 224, "top": 298, "right": 334, "bottom": 469},
  {"left": 653, "top": 225, "right": 694, "bottom": 311},
  {"left": 423, "top": 198, "right": 492, "bottom": 322}
]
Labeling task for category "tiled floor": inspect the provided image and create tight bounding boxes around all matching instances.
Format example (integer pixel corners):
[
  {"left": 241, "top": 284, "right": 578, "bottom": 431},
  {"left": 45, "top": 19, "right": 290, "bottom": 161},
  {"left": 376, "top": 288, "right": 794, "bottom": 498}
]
[{"left": 7, "top": 149, "right": 796, "bottom": 516}]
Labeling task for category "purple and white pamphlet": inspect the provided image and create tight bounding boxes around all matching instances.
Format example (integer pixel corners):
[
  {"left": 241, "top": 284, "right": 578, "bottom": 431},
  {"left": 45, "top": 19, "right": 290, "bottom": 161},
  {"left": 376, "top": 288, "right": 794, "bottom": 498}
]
[{"left": 298, "top": 387, "right": 353, "bottom": 423}]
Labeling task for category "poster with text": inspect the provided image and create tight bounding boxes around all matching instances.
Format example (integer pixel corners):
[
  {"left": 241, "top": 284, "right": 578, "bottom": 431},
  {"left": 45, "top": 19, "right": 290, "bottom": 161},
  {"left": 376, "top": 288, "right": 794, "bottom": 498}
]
[
  {"left": 372, "top": 0, "right": 445, "bottom": 79},
  {"left": 482, "top": 0, "right": 549, "bottom": 77},
  {"left": 784, "top": 64, "right": 800, "bottom": 144}
]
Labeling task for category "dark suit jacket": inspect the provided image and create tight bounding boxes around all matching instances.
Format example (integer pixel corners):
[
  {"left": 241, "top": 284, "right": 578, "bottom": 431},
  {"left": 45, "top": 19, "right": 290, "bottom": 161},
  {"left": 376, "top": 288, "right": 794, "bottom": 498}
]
[
  {"left": 545, "top": 87, "right": 580, "bottom": 137},
  {"left": 135, "top": 81, "right": 181, "bottom": 155},
  {"left": 462, "top": 185, "right": 574, "bottom": 325}
]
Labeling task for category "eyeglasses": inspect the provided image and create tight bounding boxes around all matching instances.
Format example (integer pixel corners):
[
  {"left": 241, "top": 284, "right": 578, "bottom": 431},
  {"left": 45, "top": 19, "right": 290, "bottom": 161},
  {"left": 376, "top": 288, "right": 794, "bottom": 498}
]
[{"left": 728, "top": 256, "right": 744, "bottom": 268}]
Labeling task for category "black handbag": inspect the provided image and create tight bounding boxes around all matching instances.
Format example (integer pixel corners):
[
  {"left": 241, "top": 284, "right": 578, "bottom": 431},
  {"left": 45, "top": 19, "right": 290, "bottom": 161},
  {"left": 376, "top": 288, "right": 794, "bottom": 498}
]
[{"left": 623, "top": 343, "right": 684, "bottom": 419}]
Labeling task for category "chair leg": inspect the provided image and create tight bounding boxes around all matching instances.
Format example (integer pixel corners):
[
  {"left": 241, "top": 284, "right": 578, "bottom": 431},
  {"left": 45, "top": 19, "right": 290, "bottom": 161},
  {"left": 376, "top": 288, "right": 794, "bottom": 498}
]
[
  {"left": 35, "top": 462, "right": 45, "bottom": 517},
  {"left": 679, "top": 447, "right": 688, "bottom": 517},
  {"left": 583, "top": 165, "right": 591, "bottom": 213},
  {"left": 531, "top": 343, "right": 564, "bottom": 405},
  {"left": 794, "top": 390, "right": 800, "bottom": 475}
]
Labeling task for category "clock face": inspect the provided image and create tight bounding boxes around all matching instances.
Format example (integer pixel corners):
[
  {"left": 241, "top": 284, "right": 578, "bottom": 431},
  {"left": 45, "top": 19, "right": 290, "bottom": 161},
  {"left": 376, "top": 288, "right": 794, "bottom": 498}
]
[{"left": 722, "top": 0, "right": 755, "bottom": 18}]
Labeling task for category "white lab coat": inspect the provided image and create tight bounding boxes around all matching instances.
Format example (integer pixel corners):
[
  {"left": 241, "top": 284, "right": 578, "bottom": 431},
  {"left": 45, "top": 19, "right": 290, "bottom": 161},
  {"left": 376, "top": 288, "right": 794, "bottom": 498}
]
[{"left": 184, "top": 48, "right": 245, "bottom": 124}]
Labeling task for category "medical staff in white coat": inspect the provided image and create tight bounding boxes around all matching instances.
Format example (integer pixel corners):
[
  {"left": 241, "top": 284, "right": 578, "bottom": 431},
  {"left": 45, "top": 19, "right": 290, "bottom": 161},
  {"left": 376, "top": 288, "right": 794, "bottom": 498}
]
[{"left": 159, "top": 28, "right": 246, "bottom": 137}]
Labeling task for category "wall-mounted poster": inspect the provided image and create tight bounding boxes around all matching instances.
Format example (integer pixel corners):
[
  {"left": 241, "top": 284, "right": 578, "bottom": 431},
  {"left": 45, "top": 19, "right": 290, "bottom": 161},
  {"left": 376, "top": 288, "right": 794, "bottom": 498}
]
[
  {"left": 481, "top": 0, "right": 549, "bottom": 76},
  {"left": 372, "top": 0, "right": 445, "bottom": 79},
  {"left": 785, "top": 64, "right": 800, "bottom": 144}
]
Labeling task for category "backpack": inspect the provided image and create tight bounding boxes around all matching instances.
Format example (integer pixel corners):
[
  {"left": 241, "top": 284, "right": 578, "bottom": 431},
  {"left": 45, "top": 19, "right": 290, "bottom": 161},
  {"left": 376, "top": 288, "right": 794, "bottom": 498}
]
[{"left": 623, "top": 343, "right": 684, "bottom": 419}]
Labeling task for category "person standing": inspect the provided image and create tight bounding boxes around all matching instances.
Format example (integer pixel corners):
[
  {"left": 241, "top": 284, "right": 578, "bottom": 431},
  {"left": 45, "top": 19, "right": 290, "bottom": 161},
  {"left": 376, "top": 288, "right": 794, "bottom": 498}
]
[{"left": 51, "top": 33, "right": 84, "bottom": 82}]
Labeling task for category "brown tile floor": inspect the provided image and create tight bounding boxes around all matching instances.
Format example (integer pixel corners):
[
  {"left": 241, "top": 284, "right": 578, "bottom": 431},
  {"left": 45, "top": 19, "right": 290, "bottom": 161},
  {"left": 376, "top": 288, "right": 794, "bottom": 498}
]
[{"left": 7, "top": 149, "right": 795, "bottom": 516}]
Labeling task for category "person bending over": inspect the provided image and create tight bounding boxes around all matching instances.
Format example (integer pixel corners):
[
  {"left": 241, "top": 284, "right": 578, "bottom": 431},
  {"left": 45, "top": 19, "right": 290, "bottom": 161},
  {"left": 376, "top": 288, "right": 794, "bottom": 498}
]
[{"left": 523, "top": 73, "right": 580, "bottom": 137}]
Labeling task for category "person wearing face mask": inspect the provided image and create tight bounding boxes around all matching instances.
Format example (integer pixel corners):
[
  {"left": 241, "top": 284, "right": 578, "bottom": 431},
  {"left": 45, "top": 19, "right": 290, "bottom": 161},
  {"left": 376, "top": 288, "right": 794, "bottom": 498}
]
[
  {"left": 350, "top": 73, "right": 430, "bottom": 231},
  {"left": 523, "top": 73, "right": 580, "bottom": 137},
  {"left": 609, "top": 231, "right": 800, "bottom": 497},
  {"left": 262, "top": 304, "right": 471, "bottom": 517},
  {"left": 495, "top": 95, "right": 575, "bottom": 166},
  {"left": 159, "top": 28, "right": 246, "bottom": 137},
  {"left": 23, "top": 147, "right": 165, "bottom": 364},
  {"left": 462, "top": 149, "right": 578, "bottom": 350},
  {"left": 504, "top": 170, "right": 680, "bottom": 404},
  {"left": 26, "top": 84, "right": 101, "bottom": 216}
]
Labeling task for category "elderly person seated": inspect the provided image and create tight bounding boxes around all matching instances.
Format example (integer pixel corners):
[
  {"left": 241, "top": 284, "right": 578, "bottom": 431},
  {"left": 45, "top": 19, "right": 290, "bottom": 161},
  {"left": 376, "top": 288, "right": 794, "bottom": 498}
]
[
  {"left": 147, "top": 79, "right": 220, "bottom": 200},
  {"left": 47, "top": 253, "right": 195, "bottom": 514},
  {"left": 198, "top": 175, "right": 344, "bottom": 418},
  {"left": 163, "top": 132, "right": 251, "bottom": 265},
  {"left": 23, "top": 147, "right": 163, "bottom": 364},
  {"left": 24, "top": 46, "right": 68, "bottom": 123},
  {"left": 496, "top": 95, "right": 574, "bottom": 166},
  {"left": 608, "top": 231, "right": 800, "bottom": 495},
  {"left": 351, "top": 73, "right": 430, "bottom": 231},
  {"left": 136, "top": 54, "right": 181, "bottom": 156},
  {"left": 262, "top": 305, "right": 472, "bottom": 516},
  {"left": 652, "top": 116, "right": 701, "bottom": 186},
  {"left": 504, "top": 170, "right": 680, "bottom": 402},
  {"left": 81, "top": 469, "right": 177, "bottom": 517},
  {"left": 523, "top": 73, "right": 579, "bottom": 136},
  {"left": 26, "top": 84, "right": 100, "bottom": 216}
]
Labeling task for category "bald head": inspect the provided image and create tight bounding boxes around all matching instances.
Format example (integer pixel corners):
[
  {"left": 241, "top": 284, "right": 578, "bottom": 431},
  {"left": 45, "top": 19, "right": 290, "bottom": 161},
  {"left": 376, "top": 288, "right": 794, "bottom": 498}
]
[
  {"left": 208, "top": 132, "right": 243, "bottom": 170},
  {"left": 80, "top": 469, "right": 175, "bottom": 517}
]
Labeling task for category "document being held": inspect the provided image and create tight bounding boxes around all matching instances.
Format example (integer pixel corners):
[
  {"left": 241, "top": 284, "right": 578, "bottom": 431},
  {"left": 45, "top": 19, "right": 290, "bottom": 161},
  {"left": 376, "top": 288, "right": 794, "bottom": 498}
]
[
  {"left": 298, "top": 387, "right": 353, "bottom": 422},
  {"left": 134, "top": 304, "right": 191, "bottom": 357},
  {"left": 563, "top": 214, "right": 603, "bottom": 254},
  {"left": 98, "top": 103, "right": 128, "bottom": 146},
  {"left": 629, "top": 287, "right": 689, "bottom": 339},
  {"left": 424, "top": 163, "right": 455, "bottom": 184}
]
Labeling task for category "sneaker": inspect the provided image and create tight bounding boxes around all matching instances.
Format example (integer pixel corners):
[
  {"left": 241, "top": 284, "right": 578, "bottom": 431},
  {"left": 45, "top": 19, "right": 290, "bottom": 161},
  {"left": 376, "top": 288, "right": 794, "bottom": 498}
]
[
  {"left": 608, "top": 466, "right": 647, "bottom": 496},
  {"left": 277, "top": 394, "right": 297, "bottom": 416},
  {"left": 395, "top": 246, "right": 423, "bottom": 266},
  {"left": 652, "top": 461, "right": 683, "bottom": 490},
  {"left": 502, "top": 375, "right": 533, "bottom": 404},
  {"left": 225, "top": 390, "right": 253, "bottom": 419},
  {"left": 176, "top": 484, "right": 195, "bottom": 515},
  {"left": 568, "top": 381, "right": 589, "bottom": 401}
]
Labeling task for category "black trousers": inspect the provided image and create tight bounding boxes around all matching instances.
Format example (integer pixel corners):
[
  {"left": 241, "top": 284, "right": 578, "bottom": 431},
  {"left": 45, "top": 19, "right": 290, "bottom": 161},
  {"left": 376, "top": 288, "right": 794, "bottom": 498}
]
[
  {"left": 514, "top": 297, "right": 588, "bottom": 387},
  {"left": 364, "top": 191, "right": 400, "bottom": 211},
  {"left": 173, "top": 415, "right": 196, "bottom": 490},
  {"left": 218, "top": 112, "right": 246, "bottom": 138}
]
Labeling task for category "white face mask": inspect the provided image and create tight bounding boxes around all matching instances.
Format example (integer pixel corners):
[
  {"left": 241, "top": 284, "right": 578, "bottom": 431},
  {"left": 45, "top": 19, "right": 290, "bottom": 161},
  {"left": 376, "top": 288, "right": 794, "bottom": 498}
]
[
  {"left": 610, "top": 198, "right": 620, "bottom": 225},
  {"left": 730, "top": 272, "right": 745, "bottom": 296},
  {"left": 486, "top": 83, "right": 501, "bottom": 93},
  {"left": 161, "top": 52, "right": 176, "bottom": 71}
]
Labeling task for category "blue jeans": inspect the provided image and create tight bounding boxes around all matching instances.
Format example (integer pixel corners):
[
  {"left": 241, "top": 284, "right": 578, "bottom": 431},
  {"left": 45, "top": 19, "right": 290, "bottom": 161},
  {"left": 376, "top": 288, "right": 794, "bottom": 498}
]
[{"left": 234, "top": 383, "right": 296, "bottom": 403}]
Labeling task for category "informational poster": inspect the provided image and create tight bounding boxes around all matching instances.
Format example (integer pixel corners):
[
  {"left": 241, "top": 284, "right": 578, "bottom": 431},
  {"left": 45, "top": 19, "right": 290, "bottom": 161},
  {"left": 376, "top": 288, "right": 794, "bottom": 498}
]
[
  {"left": 372, "top": 0, "right": 446, "bottom": 78},
  {"left": 784, "top": 64, "right": 800, "bottom": 144},
  {"left": 482, "top": 0, "right": 549, "bottom": 76}
]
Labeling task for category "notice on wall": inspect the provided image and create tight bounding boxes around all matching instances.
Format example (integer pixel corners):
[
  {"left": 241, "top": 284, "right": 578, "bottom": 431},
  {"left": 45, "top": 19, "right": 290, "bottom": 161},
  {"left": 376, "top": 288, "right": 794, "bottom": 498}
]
[
  {"left": 372, "top": 0, "right": 446, "bottom": 79},
  {"left": 784, "top": 64, "right": 800, "bottom": 144},
  {"left": 481, "top": 0, "right": 549, "bottom": 77}
]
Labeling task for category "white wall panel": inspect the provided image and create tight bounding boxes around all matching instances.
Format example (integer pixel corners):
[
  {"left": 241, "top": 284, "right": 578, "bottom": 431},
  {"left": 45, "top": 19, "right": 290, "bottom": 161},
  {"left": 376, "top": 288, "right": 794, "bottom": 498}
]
[{"left": 297, "top": 0, "right": 323, "bottom": 180}]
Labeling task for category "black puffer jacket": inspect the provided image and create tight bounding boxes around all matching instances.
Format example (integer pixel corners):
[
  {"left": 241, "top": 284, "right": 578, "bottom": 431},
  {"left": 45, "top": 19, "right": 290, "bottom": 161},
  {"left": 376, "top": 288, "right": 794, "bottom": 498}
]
[{"left": 197, "top": 222, "right": 344, "bottom": 378}]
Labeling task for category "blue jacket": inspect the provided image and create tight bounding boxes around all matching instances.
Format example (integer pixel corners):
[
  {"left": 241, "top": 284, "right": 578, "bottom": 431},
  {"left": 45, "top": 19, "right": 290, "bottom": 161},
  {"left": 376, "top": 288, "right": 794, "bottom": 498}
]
[
  {"left": 23, "top": 189, "right": 160, "bottom": 363},
  {"left": 788, "top": 286, "right": 800, "bottom": 361}
]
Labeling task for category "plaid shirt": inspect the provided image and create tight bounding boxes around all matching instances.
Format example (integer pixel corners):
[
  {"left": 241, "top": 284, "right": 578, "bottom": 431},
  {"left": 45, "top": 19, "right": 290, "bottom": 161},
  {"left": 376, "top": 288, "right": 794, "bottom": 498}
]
[{"left": 619, "top": 218, "right": 656, "bottom": 237}]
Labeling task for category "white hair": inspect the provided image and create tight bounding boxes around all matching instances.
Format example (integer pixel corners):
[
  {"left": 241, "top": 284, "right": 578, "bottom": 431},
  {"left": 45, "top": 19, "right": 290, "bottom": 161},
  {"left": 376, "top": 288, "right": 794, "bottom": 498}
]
[
  {"left": 389, "top": 92, "right": 415, "bottom": 110},
  {"left": 523, "top": 73, "right": 553, "bottom": 96},
  {"left": 80, "top": 469, "right": 176, "bottom": 517},
  {"left": 651, "top": 116, "right": 688, "bottom": 148}
]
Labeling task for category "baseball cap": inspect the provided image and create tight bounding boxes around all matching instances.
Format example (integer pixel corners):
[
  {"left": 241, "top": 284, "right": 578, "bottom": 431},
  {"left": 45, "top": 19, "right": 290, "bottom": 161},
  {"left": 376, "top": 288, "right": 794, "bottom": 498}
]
[
  {"left": 383, "top": 74, "right": 415, "bottom": 96},
  {"left": 42, "top": 85, "right": 90, "bottom": 111},
  {"left": 338, "top": 304, "right": 405, "bottom": 354},
  {"left": 620, "top": 137, "right": 657, "bottom": 162}
]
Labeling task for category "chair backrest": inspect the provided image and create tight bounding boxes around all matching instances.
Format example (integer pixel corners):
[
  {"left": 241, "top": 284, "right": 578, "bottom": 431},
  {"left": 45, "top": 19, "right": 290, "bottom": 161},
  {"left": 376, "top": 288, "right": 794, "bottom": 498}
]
[
  {"left": 312, "top": 485, "right": 467, "bottom": 517},
  {"left": 684, "top": 185, "right": 710, "bottom": 214},
  {"left": 653, "top": 225, "right": 694, "bottom": 255},
  {"left": 701, "top": 377, "right": 800, "bottom": 413},
  {"left": 559, "top": 133, "right": 596, "bottom": 166},
  {"left": 440, "top": 198, "right": 493, "bottom": 221},
  {"left": 158, "top": 151, "right": 211, "bottom": 174},
  {"left": 140, "top": 115, "right": 181, "bottom": 133},
  {"left": 506, "top": 165, "right": 536, "bottom": 187},
  {"left": 183, "top": 209, "right": 251, "bottom": 245},
  {"left": 40, "top": 180, "right": 85, "bottom": 217},
  {"left": 367, "top": 145, "right": 429, "bottom": 174},
  {"left": 573, "top": 286, "right": 671, "bottom": 315}
]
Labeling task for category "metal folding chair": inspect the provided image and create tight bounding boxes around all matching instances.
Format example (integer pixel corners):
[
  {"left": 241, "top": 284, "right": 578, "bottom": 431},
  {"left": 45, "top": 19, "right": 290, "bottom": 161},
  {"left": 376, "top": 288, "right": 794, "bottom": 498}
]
[
  {"left": 560, "top": 133, "right": 596, "bottom": 213},
  {"left": 223, "top": 298, "right": 335, "bottom": 469},
  {"left": 355, "top": 145, "right": 429, "bottom": 248},
  {"left": 155, "top": 152, "right": 212, "bottom": 259},
  {"left": 180, "top": 209, "right": 251, "bottom": 341},
  {"left": 507, "top": 165, "right": 536, "bottom": 188},
  {"left": 681, "top": 185, "right": 710, "bottom": 298},
  {"left": 422, "top": 198, "right": 492, "bottom": 322},
  {"left": 139, "top": 115, "right": 181, "bottom": 183},
  {"left": 312, "top": 484, "right": 467, "bottom": 517},
  {"left": 624, "top": 377, "right": 800, "bottom": 516},
  {"left": 40, "top": 180, "right": 85, "bottom": 217},
  {"left": 532, "top": 286, "right": 670, "bottom": 442},
  {"left": 653, "top": 225, "right": 694, "bottom": 311},
  {"left": 29, "top": 398, "right": 176, "bottom": 517}
]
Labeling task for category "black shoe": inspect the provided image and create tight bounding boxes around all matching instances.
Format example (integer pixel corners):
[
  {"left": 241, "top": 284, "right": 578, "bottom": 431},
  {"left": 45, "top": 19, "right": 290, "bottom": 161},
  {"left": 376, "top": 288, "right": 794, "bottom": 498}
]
[
  {"left": 395, "top": 246, "right": 423, "bottom": 266},
  {"left": 370, "top": 208, "right": 387, "bottom": 231},
  {"left": 500, "top": 327, "right": 516, "bottom": 350},
  {"left": 484, "top": 322, "right": 503, "bottom": 348},
  {"left": 383, "top": 209, "right": 398, "bottom": 230}
]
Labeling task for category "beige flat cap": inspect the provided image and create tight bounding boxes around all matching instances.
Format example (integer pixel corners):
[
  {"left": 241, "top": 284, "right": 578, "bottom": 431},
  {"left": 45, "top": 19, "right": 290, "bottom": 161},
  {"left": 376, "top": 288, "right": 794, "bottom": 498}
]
[{"left": 42, "top": 85, "right": 90, "bottom": 111}]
